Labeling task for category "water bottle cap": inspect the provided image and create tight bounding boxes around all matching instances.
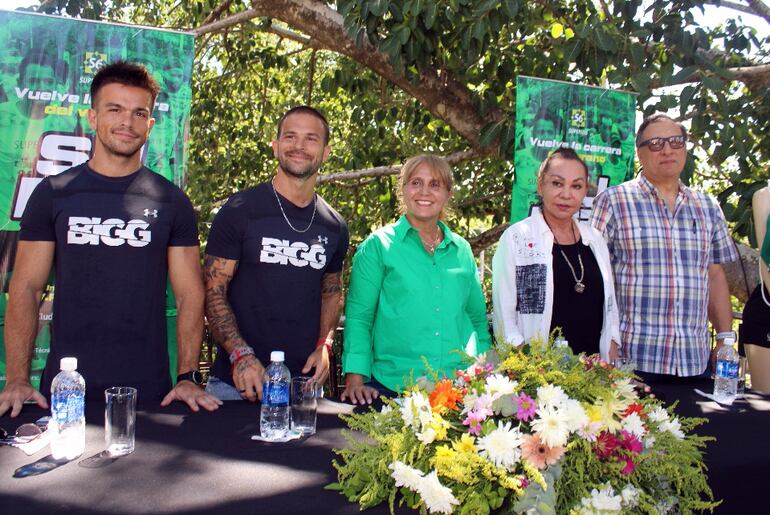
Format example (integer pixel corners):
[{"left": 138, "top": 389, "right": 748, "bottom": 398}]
[
  {"left": 270, "top": 351, "right": 285, "bottom": 362},
  {"left": 60, "top": 357, "right": 77, "bottom": 371}
]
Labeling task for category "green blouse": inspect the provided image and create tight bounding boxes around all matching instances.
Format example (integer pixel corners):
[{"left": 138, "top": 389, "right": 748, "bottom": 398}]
[{"left": 342, "top": 215, "right": 491, "bottom": 391}]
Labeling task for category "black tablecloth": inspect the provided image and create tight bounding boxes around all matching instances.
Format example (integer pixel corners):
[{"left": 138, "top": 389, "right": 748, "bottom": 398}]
[{"left": 1, "top": 380, "right": 768, "bottom": 514}]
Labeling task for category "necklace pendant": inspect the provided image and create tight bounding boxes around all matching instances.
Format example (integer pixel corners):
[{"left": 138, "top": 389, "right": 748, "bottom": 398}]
[{"left": 574, "top": 282, "right": 585, "bottom": 294}]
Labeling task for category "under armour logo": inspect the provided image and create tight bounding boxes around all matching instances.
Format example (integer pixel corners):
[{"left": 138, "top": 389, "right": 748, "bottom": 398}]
[
  {"left": 143, "top": 209, "right": 158, "bottom": 218},
  {"left": 318, "top": 235, "right": 328, "bottom": 245}
]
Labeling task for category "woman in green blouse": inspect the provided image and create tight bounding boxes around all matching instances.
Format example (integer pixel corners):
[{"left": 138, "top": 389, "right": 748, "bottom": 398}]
[{"left": 341, "top": 154, "right": 491, "bottom": 404}]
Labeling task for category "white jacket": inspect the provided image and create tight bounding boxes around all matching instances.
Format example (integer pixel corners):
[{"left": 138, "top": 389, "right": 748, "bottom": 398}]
[{"left": 492, "top": 211, "right": 620, "bottom": 360}]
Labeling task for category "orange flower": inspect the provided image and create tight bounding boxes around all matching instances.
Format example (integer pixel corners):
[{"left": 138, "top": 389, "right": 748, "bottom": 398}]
[
  {"left": 521, "top": 433, "right": 566, "bottom": 469},
  {"left": 429, "top": 380, "right": 463, "bottom": 411}
]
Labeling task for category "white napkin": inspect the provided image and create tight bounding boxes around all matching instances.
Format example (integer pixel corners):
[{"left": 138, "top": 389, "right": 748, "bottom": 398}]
[
  {"left": 693, "top": 388, "right": 743, "bottom": 405},
  {"left": 251, "top": 430, "right": 304, "bottom": 443},
  {"left": 4, "top": 429, "right": 52, "bottom": 455}
]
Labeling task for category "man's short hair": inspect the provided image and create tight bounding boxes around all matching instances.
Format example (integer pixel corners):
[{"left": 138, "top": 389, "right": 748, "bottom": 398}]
[
  {"left": 636, "top": 113, "right": 687, "bottom": 146},
  {"left": 19, "top": 48, "right": 68, "bottom": 83},
  {"left": 276, "top": 106, "right": 330, "bottom": 145},
  {"left": 90, "top": 60, "right": 160, "bottom": 108}
]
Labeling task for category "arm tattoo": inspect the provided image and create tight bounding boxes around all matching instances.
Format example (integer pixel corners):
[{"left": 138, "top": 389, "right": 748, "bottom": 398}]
[
  {"left": 321, "top": 272, "right": 342, "bottom": 295},
  {"left": 203, "top": 255, "right": 246, "bottom": 352}
]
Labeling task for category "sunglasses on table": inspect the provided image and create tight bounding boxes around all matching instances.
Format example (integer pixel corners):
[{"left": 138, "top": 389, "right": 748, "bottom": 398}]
[
  {"left": 0, "top": 422, "right": 43, "bottom": 444},
  {"left": 637, "top": 135, "right": 687, "bottom": 151}
]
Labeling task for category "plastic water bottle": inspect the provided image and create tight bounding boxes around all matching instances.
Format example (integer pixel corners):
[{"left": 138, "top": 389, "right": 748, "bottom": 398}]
[
  {"left": 713, "top": 337, "right": 738, "bottom": 405},
  {"left": 260, "top": 351, "right": 291, "bottom": 440},
  {"left": 50, "top": 357, "right": 86, "bottom": 459}
]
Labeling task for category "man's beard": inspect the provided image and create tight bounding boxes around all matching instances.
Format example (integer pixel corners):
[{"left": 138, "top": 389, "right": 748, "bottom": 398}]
[{"left": 278, "top": 154, "right": 320, "bottom": 179}]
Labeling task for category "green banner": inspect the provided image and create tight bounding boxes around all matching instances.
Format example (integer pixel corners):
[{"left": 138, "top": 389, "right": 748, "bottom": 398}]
[
  {"left": 0, "top": 10, "right": 194, "bottom": 390},
  {"left": 511, "top": 76, "right": 637, "bottom": 223}
]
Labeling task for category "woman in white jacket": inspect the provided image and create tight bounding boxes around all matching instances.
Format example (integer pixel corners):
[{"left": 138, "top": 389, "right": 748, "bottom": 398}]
[{"left": 493, "top": 148, "right": 620, "bottom": 361}]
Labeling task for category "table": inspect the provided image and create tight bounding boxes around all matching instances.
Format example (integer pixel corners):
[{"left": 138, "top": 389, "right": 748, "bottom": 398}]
[
  {"left": 0, "top": 398, "right": 396, "bottom": 515},
  {"left": 1, "top": 382, "right": 768, "bottom": 514},
  {"left": 642, "top": 377, "right": 770, "bottom": 513}
]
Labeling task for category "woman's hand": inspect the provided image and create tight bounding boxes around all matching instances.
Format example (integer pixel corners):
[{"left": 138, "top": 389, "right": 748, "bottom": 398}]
[
  {"left": 340, "top": 373, "right": 379, "bottom": 405},
  {"left": 609, "top": 341, "right": 620, "bottom": 363}
]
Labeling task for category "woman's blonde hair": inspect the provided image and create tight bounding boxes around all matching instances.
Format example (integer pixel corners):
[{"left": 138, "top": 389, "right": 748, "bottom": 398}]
[{"left": 397, "top": 154, "right": 453, "bottom": 215}]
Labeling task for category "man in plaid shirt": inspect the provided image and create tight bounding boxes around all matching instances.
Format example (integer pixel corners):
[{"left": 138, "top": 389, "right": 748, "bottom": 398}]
[{"left": 590, "top": 114, "right": 738, "bottom": 378}]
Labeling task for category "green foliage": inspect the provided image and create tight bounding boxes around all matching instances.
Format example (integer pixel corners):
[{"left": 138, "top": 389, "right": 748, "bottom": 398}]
[{"left": 34, "top": 0, "right": 769, "bottom": 249}]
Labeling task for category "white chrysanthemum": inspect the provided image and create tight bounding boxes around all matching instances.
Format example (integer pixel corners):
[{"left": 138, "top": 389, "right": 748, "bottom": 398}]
[
  {"left": 531, "top": 405, "right": 570, "bottom": 448},
  {"left": 477, "top": 421, "right": 523, "bottom": 470},
  {"left": 417, "top": 427, "right": 437, "bottom": 444},
  {"left": 659, "top": 417, "right": 685, "bottom": 439},
  {"left": 614, "top": 378, "right": 638, "bottom": 402},
  {"left": 536, "top": 384, "right": 568, "bottom": 409},
  {"left": 621, "top": 412, "right": 647, "bottom": 438},
  {"left": 417, "top": 470, "right": 460, "bottom": 514},
  {"left": 484, "top": 374, "right": 518, "bottom": 397},
  {"left": 389, "top": 461, "right": 424, "bottom": 490},
  {"left": 562, "top": 398, "right": 589, "bottom": 432},
  {"left": 648, "top": 406, "right": 670, "bottom": 423},
  {"left": 380, "top": 404, "right": 393, "bottom": 415},
  {"left": 620, "top": 484, "right": 641, "bottom": 507},
  {"left": 400, "top": 392, "right": 432, "bottom": 430},
  {"left": 581, "top": 484, "right": 623, "bottom": 513}
]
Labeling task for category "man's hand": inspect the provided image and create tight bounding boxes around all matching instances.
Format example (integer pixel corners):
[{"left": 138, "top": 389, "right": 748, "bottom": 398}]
[
  {"left": 608, "top": 341, "right": 620, "bottom": 363},
  {"left": 340, "top": 373, "right": 379, "bottom": 405},
  {"left": 0, "top": 379, "right": 48, "bottom": 417},
  {"left": 302, "top": 346, "right": 330, "bottom": 384},
  {"left": 232, "top": 354, "right": 266, "bottom": 401},
  {"left": 161, "top": 381, "right": 223, "bottom": 412}
]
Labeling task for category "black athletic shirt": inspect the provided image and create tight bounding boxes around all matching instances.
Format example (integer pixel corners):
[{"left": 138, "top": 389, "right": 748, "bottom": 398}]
[
  {"left": 19, "top": 163, "right": 199, "bottom": 402},
  {"left": 206, "top": 183, "right": 349, "bottom": 383}
]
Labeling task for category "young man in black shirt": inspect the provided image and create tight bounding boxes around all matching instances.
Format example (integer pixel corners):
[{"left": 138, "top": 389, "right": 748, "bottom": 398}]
[
  {"left": 0, "top": 61, "right": 221, "bottom": 416},
  {"left": 204, "top": 106, "right": 349, "bottom": 401}
]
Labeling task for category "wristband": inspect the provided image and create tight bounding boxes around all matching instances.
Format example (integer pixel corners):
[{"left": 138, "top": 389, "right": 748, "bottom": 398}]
[
  {"left": 229, "top": 345, "right": 255, "bottom": 364},
  {"left": 316, "top": 337, "right": 333, "bottom": 351},
  {"left": 715, "top": 331, "right": 736, "bottom": 342}
]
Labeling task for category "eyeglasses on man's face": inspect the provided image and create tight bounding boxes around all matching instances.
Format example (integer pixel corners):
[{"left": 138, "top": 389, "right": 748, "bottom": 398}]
[{"left": 637, "top": 135, "right": 687, "bottom": 152}]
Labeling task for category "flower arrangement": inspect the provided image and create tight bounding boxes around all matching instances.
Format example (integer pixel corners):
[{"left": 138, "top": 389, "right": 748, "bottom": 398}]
[{"left": 329, "top": 337, "right": 718, "bottom": 514}]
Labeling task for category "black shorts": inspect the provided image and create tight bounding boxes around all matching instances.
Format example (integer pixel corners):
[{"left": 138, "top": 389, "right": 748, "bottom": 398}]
[{"left": 739, "top": 284, "right": 770, "bottom": 355}]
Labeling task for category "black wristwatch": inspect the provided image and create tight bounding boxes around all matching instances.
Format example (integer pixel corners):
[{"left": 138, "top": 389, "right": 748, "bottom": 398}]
[{"left": 176, "top": 370, "right": 204, "bottom": 385}]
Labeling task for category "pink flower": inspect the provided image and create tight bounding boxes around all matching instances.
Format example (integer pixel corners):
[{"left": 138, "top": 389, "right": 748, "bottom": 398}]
[
  {"left": 521, "top": 433, "right": 566, "bottom": 469},
  {"left": 594, "top": 431, "right": 619, "bottom": 460},
  {"left": 620, "top": 431, "right": 643, "bottom": 454},
  {"left": 462, "top": 410, "right": 488, "bottom": 435},
  {"left": 621, "top": 456, "right": 637, "bottom": 475},
  {"left": 519, "top": 477, "right": 529, "bottom": 489},
  {"left": 516, "top": 393, "right": 537, "bottom": 421}
]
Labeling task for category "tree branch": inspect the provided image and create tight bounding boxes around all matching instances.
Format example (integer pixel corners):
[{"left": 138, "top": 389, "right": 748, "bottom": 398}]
[
  {"left": 202, "top": 0, "right": 235, "bottom": 26},
  {"left": 468, "top": 223, "right": 510, "bottom": 255},
  {"left": 747, "top": 0, "right": 770, "bottom": 24},
  {"left": 649, "top": 62, "right": 770, "bottom": 90},
  {"left": 195, "top": 0, "right": 498, "bottom": 152},
  {"left": 317, "top": 150, "right": 481, "bottom": 184},
  {"left": 705, "top": 0, "right": 759, "bottom": 16},
  {"left": 194, "top": 8, "right": 260, "bottom": 35}
]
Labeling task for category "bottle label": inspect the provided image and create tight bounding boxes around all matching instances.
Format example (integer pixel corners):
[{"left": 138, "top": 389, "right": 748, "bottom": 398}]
[
  {"left": 715, "top": 360, "right": 738, "bottom": 379},
  {"left": 263, "top": 383, "right": 289, "bottom": 406},
  {"left": 52, "top": 392, "right": 85, "bottom": 424}
]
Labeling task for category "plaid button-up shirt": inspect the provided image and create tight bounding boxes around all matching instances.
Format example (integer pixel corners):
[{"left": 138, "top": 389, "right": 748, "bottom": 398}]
[{"left": 590, "top": 174, "right": 738, "bottom": 376}]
